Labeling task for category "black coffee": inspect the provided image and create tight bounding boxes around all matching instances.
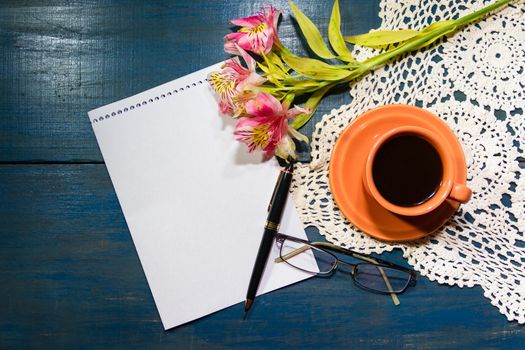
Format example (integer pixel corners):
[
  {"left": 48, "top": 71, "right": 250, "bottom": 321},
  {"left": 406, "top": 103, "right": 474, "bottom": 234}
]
[{"left": 372, "top": 134, "right": 443, "bottom": 207}]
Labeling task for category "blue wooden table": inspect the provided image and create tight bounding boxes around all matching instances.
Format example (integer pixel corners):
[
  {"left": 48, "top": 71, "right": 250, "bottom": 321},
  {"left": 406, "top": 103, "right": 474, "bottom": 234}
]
[{"left": 1, "top": 0, "right": 524, "bottom": 348}]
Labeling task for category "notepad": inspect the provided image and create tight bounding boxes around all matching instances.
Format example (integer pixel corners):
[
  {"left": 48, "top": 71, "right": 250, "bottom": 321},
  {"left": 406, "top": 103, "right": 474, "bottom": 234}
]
[{"left": 88, "top": 63, "right": 315, "bottom": 329}]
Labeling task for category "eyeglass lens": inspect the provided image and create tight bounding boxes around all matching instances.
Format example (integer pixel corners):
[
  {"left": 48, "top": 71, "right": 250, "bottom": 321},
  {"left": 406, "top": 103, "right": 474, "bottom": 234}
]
[
  {"left": 354, "top": 264, "right": 410, "bottom": 293},
  {"left": 278, "top": 238, "right": 412, "bottom": 293}
]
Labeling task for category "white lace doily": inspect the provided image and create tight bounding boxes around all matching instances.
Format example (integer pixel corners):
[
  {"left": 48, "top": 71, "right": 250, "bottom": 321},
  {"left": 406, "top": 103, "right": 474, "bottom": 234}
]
[{"left": 292, "top": 1, "right": 525, "bottom": 323}]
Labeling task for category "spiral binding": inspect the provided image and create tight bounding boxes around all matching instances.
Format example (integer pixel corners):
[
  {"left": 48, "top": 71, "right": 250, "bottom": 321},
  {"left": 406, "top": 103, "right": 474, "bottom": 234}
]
[{"left": 92, "top": 78, "right": 208, "bottom": 124}]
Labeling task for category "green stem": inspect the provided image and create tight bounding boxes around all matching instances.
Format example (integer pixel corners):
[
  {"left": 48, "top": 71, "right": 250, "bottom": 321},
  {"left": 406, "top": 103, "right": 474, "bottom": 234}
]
[
  {"left": 278, "top": 0, "right": 513, "bottom": 130},
  {"left": 361, "top": 0, "right": 512, "bottom": 73},
  {"left": 455, "top": 0, "right": 513, "bottom": 26}
]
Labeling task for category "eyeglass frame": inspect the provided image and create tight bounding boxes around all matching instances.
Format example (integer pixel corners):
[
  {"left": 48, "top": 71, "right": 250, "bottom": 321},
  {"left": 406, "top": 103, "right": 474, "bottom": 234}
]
[{"left": 274, "top": 232, "right": 417, "bottom": 295}]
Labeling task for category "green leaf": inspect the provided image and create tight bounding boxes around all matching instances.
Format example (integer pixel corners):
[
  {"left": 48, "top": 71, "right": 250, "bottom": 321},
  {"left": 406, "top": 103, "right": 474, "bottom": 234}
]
[
  {"left": 421, "top": 20, "right": 456, "bottom": 33},
  {"left": 328, "top": 0, "right": 355, "bottom": 62},
  {"left": 267, "top": 51, "right": 289, "bottom": 74},
  {"left": 289, "top": 0, "right": 336, "bottom": 59},
  {"left": 411, "top": 20, "right": 457, "bottom": 50},
  {"left": 257, "top": 59, "right": 284, "bottom": 87},
  {"left": 290, "top": 85, "right": 332, "bottom": 129},
  {"left": 281, "top": 51, "right": 352, "bottom": 81},
  {"left": 257, "top": 62, "right": 270, "bottom": 74},
  {"left": 282, "top": 79, "right": 321, "bottom": 89},
  {"left": 343, "top": 20, "right": 458, "bottom": 49},
  {"left": 260, "top": 51, "right": 281, "bottom": 75},
  {"left": 344, "top": 29, "right": 420, "bottom": 47}
]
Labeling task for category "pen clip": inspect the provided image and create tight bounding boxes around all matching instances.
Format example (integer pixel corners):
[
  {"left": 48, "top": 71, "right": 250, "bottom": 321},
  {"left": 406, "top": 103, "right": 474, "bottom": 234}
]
[{"left": 267, "top": 169, "right": 285, "bottom": 212}]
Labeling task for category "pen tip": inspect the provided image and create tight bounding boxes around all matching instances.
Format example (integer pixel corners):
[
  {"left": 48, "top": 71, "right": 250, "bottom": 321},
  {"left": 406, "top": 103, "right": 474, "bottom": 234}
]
[{"left": 243, "top": 298, "right": 253, "bottom": 320}]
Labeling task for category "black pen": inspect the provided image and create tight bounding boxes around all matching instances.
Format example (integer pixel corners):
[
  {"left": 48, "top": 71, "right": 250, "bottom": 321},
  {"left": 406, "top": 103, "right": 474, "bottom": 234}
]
[{"left": 243, "top": 161, "right": 294, "bottom": 319}]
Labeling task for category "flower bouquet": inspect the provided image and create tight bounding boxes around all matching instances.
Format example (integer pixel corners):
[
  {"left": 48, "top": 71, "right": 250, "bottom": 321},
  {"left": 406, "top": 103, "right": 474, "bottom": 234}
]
[{"left": 209, "top": 0, "right": 513, "bottom": 161}]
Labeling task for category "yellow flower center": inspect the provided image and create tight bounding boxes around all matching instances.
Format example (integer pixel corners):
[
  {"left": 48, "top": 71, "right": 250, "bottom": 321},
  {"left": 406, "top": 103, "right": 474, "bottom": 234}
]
[
  {"left": 251, "top": 124, "right": 270, "bottom": 148},
  {"left": 208, "top": 72, "right": 235, "bottom": 97},
  {"left": 232, "top": 91, "right": 255, "bottom": 118},
  {"left": 240, "top": 23, "right": 267, "bottom": 36}
]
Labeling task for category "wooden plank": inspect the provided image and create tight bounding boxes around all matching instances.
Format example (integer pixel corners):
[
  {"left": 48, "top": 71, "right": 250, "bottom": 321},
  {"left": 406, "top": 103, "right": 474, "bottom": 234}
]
[
  {"left": 1, "top": 164, "right": 524, "bottom": 349},
  {"left": 0, "top": 0, "right": 380, "bottom": 162}
]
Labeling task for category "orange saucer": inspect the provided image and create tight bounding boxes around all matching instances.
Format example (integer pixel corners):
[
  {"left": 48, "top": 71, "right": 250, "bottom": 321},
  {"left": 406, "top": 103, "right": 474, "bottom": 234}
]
[{"left": 329, "top": 105, "right": 468, "bottom": 241}]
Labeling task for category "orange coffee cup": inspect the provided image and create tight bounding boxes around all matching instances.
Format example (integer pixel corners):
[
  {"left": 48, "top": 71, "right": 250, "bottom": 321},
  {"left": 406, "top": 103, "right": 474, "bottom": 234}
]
[{"left": 364, "top": 125, "right": 471, "bottom": 217}]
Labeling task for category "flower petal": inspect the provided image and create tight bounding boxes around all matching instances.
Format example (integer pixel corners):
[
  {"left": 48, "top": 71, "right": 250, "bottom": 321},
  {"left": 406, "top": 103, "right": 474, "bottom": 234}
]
[
  {"left": 245, "top": 93, "right": 282, "bottom": 117},
  {"left": 286, "top": 105, "right": 311, "bottom": 120},
  {"left": 231, "top": 15, "right": 264, "bottom": 27},
  {"left": 288, "top": 126, "right": 309, "bottom": 143},
  {"left": 236, "top": 44, "right": 257, "bottom": 72},
  {"left": 224, "top": 6, "right": 281, "bottom": 55},
  {"left": 275, "top": 135, "right": 297, "bottom": 160},
  {"left": 224, "top": 41, "right": 240, "bottom": 55}
]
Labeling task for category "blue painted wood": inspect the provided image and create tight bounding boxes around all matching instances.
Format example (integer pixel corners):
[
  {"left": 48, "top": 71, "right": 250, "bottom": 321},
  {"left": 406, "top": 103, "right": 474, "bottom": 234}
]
[
  {"left": 0, "top": 0, "right": 379, "bottom": 162},
  {"left": 1, "top": 0, "right": 525, "bottom": 348},
  {"left": 1, "top": 165, "right": 525, "bottom": 349}
]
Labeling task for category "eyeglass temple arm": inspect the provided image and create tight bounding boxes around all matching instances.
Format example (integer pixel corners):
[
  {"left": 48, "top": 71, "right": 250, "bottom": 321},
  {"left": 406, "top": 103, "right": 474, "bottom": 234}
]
[
  {"left": 274, "top": 245, "right": 311, "bottom": 263},
  {"left": 274, "top": 241, "right": 381, "bottom": 264},
  {"left": 311, "top": 242, "right": 412, "bottom": 273},
  {"left": 313, "top": 242, "right": 388, "bottom": 264},
  {"left": 274, "top": 241, "right": 401, "bottom": 305},
  {"left": 376, "top": 265, "right": 400, "bottom": 306},
  {"left": 274, "top": 242, "right": 344, "bottom": 264},
  {"left": 311, "top": 243, "right": 399, "bottom": 304}
]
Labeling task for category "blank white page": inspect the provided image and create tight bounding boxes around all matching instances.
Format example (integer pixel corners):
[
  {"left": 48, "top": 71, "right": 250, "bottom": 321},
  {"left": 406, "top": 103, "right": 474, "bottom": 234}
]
[{"left": 88, "top": 63, "right": 315, "bottom": 329}]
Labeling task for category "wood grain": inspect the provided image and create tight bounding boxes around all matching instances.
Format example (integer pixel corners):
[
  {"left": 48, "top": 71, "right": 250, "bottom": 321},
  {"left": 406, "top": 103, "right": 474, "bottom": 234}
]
[
  {"left": 1, "top": 164, "right": 525, "bottom": 349},
  {"left": 0, "top": 0, "right": 379, "bottom": 162},
  {"left": 2, "top": 0, "right": 525, "bottom": 348}
]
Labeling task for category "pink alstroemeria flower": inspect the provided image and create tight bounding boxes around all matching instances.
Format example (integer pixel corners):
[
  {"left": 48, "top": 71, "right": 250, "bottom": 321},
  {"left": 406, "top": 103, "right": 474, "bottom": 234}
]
[
  {"left": 208, "top": 46, "right": 266, "bottom": 117},
  {"left": 234, "top": 93, "right": 309, "bottom": 159},
  {"left": 224, "top": 6, "right": 280, "bottom": 55}
]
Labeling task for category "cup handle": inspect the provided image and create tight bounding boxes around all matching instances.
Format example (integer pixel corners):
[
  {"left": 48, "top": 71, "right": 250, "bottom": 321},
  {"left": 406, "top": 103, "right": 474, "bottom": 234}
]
[{"left": 449, "top": 184, "right": 472, "bottom": 203}]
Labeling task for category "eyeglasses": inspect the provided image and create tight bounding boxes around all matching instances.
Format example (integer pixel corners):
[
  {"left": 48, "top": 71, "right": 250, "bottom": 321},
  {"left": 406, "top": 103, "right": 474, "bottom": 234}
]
[{"left": 275, "top": 233, "right": 417, "bottom": 295}]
